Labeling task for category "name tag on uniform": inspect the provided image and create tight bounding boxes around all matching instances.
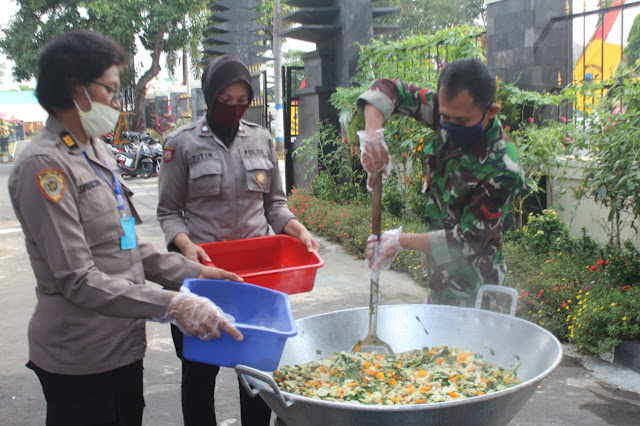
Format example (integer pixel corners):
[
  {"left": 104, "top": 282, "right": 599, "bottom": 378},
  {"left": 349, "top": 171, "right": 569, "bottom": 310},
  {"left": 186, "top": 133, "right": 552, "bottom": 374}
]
[{"left": 120, "top": 216, "right": 138, "bottom": 250}]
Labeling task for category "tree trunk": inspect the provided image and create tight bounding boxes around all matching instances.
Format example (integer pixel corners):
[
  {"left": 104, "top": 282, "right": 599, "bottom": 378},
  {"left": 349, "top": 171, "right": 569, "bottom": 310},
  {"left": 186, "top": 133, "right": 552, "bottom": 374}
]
[{"left": 133, "top": 25, "right": 167, "bottom": 131}]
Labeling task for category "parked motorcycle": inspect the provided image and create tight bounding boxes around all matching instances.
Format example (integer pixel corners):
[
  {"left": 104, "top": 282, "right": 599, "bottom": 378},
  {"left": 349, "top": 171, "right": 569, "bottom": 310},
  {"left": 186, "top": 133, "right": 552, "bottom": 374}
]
[
  {"left": 102, "top": 132, "right": 114, "bottom": 145},
  {"left": 121, "top": 131, "right": 140, "bottom": 144},
  {"left": 113, "top": 141, "right": 154, "bottom": 178},
  {"left": 138, "top": 132, "right": 163, "bottom": 175},
  {"left": 149, "top": 140, "right": 163, "bottom": 175}
]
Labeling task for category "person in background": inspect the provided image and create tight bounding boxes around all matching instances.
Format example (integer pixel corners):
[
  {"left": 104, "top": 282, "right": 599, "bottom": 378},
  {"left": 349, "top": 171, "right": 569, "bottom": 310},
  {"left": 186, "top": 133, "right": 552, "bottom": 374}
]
[
  {"left": 358, "top": 58, "right": 523, "bottom": 308},
  {"left": 9, "top": 30, "right": 245, "bottom": 426},
  {"left": 157, "top": 54, "right": 319, "bottom": 426}
]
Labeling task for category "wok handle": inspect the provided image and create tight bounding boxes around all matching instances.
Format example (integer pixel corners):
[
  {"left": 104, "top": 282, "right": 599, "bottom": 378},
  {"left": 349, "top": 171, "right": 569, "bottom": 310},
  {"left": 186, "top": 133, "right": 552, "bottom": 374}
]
[
  {"left": 235, "top": 365, "right": 295, "bottom": 409},
  {"left": 474, "top": 284, "right": 518, "bottom": 316},
  {"left": 371, "top": 174, "right": 382, "bottom": 237},
  {"left": 369, "top": 174, "right": 383, "bottom": 327}
]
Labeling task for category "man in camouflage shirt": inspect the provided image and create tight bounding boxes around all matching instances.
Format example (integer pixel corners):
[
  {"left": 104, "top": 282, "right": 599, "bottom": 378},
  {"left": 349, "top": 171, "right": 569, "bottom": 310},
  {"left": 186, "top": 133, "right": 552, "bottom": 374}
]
[{"left": 358, "top": 59, "right": 523, "bottom": 307}]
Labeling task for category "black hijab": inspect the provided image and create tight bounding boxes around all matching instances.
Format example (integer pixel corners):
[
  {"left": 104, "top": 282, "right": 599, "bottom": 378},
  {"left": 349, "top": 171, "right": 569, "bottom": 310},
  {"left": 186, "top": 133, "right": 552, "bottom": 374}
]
[{"left": 201, "top": 55, "right": 254, "bottom": 145}]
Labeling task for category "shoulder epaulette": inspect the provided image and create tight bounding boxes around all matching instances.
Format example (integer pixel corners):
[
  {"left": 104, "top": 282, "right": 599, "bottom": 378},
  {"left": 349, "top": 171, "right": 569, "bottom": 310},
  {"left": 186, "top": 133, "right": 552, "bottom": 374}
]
[{"left": 60, "top": 131, "right": 78, "bottom": 149}]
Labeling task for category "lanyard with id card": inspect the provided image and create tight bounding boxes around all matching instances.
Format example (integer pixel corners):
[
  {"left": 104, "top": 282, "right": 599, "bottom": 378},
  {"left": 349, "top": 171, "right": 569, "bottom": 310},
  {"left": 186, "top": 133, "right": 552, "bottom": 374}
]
[{"left": 82, "top": 153, "right": 138, "bottom": 250}]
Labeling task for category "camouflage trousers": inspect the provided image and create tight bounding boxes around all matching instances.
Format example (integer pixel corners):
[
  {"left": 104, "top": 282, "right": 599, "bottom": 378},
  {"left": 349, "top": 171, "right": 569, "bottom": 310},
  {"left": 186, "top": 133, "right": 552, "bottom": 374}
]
[{"left": 423, "top": 253, "right": 510, "bottom": 313}]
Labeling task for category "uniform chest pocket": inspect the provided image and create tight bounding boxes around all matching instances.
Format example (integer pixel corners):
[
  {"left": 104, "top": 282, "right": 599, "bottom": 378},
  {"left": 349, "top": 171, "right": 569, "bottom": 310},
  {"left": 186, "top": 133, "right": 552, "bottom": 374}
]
[
  {"left": 242, "top": 156, "right": 274, "bottom": 193},
  {"left": 189, "top": 159, "right": 223, "bottom": 197},
  {"left": 77, "top": 186, "right": 123, "bottom": 247}
]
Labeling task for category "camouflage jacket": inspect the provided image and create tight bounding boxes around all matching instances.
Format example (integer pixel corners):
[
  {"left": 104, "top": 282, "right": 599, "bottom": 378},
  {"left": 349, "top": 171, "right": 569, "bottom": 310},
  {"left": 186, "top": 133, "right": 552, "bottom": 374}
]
[{"left": 358, "top": 79, "right": 523, "bottom": 306}]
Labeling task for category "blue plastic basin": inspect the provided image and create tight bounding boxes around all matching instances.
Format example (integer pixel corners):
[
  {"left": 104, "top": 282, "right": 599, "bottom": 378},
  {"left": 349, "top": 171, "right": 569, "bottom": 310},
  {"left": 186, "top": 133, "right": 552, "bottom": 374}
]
[{"left": 181, "top": 278, "right": 297, "bottom": 371}]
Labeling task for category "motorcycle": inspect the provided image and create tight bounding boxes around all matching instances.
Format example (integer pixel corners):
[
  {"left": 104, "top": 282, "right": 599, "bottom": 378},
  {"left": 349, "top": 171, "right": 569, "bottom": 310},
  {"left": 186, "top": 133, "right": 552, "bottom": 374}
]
[
  {"left": 139, "top": 132, "right": 163, "bottom": 174},
  {"left": 113, "top": 141, "right": 154, "bottom": 178},
  {"left": 120, "top": 131, "right": 140, "bottom": 144},
  {"left": 149, "top": 140, "right": 163, "bottom": 175},
  {"left": 102, "top": 132, "right": 114, "bottom": 145}
]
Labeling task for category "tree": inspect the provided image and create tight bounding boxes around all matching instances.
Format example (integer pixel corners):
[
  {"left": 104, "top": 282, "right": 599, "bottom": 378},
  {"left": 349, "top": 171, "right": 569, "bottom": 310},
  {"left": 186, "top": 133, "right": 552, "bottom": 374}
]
[
  {"left": 377, "top": 0, "right": 486, "bottom": 38},
  {"left": 0, "top": 0, "right": 209, "bottom": 128},
  {"left": 255, "top": 0, "right": 295, "bottom": 51},
  {"left": 0, "top": 59, "right": 6, "bottom": 86},
  {"left": 624, "top": 13, "right": 640, "bottom": 66}
]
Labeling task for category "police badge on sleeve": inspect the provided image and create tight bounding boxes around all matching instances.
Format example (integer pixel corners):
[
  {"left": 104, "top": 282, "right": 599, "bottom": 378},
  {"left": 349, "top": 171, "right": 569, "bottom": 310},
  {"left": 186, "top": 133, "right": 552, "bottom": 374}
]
[
  {"left": 36, "top": 169, "right": 66, "bottom": 203},
  {"left": 163, "top": 147, "right": 175, "bottom": 163}
]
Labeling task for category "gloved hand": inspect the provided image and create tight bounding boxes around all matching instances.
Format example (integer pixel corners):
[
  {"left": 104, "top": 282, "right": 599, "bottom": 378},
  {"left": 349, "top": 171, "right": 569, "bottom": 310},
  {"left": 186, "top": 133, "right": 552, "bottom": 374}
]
[
  {"left": 357, "top": 129, "right": 390, "bottom": 191},
  {"left": 366, "top": 227, "right": 403, "bottom": 273},
  {"left": 166, "top": 287, "right": 244, "bottom": 341}
]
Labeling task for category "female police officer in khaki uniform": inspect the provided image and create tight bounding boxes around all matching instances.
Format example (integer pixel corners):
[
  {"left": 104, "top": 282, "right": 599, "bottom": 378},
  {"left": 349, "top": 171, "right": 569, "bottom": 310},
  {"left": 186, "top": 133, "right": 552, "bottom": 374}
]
[
  {"left": 9, "top": 31, "right": 246, "bottom": 426},
  {"left": 157, "top": 55, "right": 319, "bottom": 426}
]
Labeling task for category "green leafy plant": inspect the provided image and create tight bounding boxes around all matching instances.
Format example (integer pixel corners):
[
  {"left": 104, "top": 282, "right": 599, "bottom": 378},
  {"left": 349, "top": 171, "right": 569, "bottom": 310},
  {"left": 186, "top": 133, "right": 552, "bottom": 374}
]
[
  {"left": 568, "top": 284, "right": 640, "bottom": 356},
  {"left": 287, "top": 187, "right": 427, "bottom": 284},
  {"left": 289, "top": 183, "right": 640, "bottom": 356},
  {"left": 145, "top": 128, "right": 162, "bottom": 141},
  {"left": 568, "top": 68, "right": 640, "bottom": 247},
  {"left": 292, "top": 122, "right": 367, "bottom": 204},
  {"left": 521, "top": 210, "right": 570, "bottom": 255}
]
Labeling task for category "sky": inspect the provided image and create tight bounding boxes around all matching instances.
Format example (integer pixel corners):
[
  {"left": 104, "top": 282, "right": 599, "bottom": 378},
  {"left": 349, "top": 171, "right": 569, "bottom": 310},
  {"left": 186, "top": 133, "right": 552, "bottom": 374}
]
[{"left": 1, "top": 0, "right": 638, "bottom": 90}]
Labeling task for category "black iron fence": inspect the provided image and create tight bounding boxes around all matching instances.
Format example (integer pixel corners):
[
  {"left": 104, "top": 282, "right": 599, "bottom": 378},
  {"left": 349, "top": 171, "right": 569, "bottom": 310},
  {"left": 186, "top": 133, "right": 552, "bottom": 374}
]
[
  {"left": 283, "top": 65, "right": 305, "bottom": 195},
  {"left": 245, "top": 69, "right": 268, "bottom": 128}
]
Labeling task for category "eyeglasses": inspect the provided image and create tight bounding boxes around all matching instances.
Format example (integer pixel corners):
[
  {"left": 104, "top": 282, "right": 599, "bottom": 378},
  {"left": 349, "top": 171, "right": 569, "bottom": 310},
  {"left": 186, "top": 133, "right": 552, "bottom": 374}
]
[{"left": 92, "top": 81, "right": 124, "bottom": 106}]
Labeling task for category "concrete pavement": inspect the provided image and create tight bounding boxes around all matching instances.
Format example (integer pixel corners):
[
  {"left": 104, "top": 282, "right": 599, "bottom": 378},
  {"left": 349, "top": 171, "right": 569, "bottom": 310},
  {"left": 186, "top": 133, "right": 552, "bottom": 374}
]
[{"left": 0, "top": 163, "right": 639, "bottom": 425}]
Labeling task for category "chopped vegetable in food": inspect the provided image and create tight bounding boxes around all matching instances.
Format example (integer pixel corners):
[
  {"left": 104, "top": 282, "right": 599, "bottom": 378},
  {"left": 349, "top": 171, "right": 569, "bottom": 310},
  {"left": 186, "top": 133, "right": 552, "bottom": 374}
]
[{"left": 274, "top": 345, "right": 521, "bottom": 405}]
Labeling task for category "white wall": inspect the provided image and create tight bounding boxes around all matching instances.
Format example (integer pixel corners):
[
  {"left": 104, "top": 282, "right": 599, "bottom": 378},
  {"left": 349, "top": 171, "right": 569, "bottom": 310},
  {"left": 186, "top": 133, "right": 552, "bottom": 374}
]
[
  {"left": 0, "top": 103, "right": 48, "bottom": 123},
  {"left": 549, "top": 158, "right": 639, "bottom": 246}
]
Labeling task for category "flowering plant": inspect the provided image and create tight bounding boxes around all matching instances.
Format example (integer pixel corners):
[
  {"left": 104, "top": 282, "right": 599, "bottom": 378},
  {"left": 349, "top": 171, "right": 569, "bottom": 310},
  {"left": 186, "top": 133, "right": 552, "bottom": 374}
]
[{"left": 0, "top": 113, "right": 20, "bottom": 138}]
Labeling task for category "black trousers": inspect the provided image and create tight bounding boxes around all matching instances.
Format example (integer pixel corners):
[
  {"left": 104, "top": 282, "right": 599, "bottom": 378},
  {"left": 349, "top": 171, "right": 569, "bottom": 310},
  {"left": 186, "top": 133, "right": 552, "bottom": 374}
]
[
  {"left": 171, "top": 325, "right": 272, "bottom": 426},
  {"left": 27, "top": 360, "right": 144, "bottom": 426}
]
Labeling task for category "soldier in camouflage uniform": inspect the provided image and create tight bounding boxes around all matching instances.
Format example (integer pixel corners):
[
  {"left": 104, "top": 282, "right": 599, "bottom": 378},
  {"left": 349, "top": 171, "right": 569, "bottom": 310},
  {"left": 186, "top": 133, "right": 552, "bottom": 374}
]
[{"left": 358, "top": 59, "right": 523, "bottom": 307}]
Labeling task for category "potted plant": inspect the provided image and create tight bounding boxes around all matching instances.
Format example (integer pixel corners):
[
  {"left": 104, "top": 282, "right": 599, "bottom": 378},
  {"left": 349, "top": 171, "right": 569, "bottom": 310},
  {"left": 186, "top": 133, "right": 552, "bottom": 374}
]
[{"left": 0, "top": 113, "right": 21, "bottom": 158}]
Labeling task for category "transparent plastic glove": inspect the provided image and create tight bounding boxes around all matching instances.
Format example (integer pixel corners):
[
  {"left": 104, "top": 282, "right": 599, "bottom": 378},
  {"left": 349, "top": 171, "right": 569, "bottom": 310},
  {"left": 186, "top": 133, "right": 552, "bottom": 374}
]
[
  {"left": 165, "top": 287, "right": 244, "bottom": 341},
  {"left": 357, "top": 129, "right": 390, "bottom": 191},
  {"left": 365, "top": 227, "right": 403, "bottom": 273}
]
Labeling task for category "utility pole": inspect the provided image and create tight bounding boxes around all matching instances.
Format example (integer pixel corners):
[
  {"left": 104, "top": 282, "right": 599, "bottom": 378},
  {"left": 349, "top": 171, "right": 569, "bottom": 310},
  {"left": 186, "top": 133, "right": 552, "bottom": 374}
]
[
  {"left": 273, "top": 0, "right": 284, "bottom": 153},
  {"left": 182, "top": 48, "right": 189, "bottom": 87}
]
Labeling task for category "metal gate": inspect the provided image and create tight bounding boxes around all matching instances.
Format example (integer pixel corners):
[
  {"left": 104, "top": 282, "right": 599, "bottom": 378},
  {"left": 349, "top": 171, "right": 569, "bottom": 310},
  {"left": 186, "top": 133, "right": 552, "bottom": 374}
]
[
  {"left": 244, "top": 69, "right": 269, "bottom": 127},
  {"left": 534, "top": 0, "right": 640, "bottom": 119},
  {"left": 283, "top": 66, "right": 305, "bottom": 195}
]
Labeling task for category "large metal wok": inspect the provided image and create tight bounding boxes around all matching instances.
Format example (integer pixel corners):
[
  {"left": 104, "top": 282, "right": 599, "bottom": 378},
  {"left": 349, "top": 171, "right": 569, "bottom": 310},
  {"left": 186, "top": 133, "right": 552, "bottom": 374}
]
[{"left": 237, "top": 288, "right": 562, "bottom": 426}]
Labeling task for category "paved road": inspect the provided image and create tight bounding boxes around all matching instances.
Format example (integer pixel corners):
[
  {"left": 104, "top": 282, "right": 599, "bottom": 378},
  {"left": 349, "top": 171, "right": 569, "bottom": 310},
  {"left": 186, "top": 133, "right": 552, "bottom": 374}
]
[{"left": 1, "top": 159, "right": 640, "bottom": 425}]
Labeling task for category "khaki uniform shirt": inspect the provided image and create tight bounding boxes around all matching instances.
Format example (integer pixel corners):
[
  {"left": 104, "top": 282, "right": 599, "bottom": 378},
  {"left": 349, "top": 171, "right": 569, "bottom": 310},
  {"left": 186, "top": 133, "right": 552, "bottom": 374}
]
[
  {"left": 157, "top": 118, "right": 295, "bottom": 246},
  {"left": 9, "top": 116, "right": 202, "bottom": 375}
]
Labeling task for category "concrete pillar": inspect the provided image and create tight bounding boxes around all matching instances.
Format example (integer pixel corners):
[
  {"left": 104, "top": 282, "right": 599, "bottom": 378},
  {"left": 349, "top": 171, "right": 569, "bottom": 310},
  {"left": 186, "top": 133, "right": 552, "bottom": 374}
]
[
  {"left": 170, "top": 86, "right": 191, "bottom": 123},
  {"left": 487, "top": 0, "right": 570, "bottom": 93},
  {"left": 191, "top": 82, "right": 206, "bottom": 121},
  {"left": 334, "top": 0, "right": 374, "bottom": 88},
  {"left": 155, "top": 93, "right": 170, "bottom": 121},
  {"left": 294, "top": 50, "right": 341, "bottom": 187}
]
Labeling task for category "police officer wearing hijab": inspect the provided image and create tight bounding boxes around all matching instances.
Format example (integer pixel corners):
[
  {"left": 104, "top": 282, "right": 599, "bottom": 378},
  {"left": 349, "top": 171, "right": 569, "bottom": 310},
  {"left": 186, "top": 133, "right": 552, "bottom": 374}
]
[
  {"left": 9, "top": 30, "right": 246, "bottom": 426},
  {"left": 158, "top": 55, "right": 319, "bottom": 425}
]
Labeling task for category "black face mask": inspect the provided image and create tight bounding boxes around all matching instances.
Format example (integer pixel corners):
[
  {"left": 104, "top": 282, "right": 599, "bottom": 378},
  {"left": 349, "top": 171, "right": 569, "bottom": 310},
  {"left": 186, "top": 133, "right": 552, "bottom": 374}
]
[{"left": 439, "top": 104, "right": 491, "bottom": 152}]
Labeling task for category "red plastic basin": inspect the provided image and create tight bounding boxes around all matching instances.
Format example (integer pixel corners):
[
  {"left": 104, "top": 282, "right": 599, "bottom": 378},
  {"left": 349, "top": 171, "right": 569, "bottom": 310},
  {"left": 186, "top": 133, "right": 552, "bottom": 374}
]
[{"left": 198, "top": 235, "right": 324, "bottom": 294}]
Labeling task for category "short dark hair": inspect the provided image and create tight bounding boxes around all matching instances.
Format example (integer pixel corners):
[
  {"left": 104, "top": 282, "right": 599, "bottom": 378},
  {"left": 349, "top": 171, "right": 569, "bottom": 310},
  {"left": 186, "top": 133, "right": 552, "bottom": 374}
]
[
  {"left": 36, "top": 30, "right": 126, "bottom": 114},
  {"left": 437, "top": 59, "right": 496, "bottom": 108}
]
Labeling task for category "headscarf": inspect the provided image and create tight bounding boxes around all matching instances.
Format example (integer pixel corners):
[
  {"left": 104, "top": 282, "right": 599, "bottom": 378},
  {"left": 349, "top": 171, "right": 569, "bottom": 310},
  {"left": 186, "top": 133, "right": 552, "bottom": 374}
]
[
  {"left": 201, "top": 55, "right": 254, "bottom": 145},
  {"left": 202, "top": 55, "right": 254, "bottom": 110}
]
